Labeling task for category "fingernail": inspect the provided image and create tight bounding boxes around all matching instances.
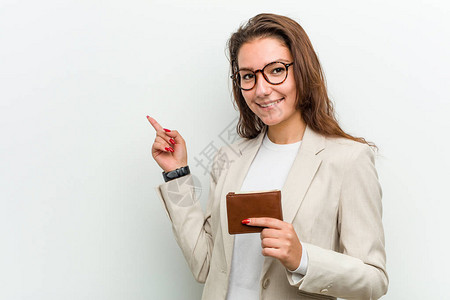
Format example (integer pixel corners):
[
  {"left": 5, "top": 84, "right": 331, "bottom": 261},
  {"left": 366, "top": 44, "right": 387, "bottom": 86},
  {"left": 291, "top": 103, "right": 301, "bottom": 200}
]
[
  {"left": 164, "top": 147, "right": 170, "bottom": 152},
  {"left": 164, "top": 128, "right": 171, "bottom": 132},
  {"left": 169, "top": 138, "right": 175, "bottom": 144},
  {"left": 146, "top": 115, "right": 150, "bottom": 119},
  {"left": 242, "top": 219, "right": 250, "bottom": 225},
  {"left": 168, "top": 147, "right": 174, "bottom": 152}
]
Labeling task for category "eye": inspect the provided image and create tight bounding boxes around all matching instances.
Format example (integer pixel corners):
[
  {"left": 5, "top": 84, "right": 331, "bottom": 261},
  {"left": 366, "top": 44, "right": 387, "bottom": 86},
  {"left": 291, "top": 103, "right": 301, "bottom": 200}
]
[
  {"left": 265, "top": 62, "right": 287, "bottom": 77},
  {"left": 272, "top": 67, "right": 284, "bottom": 74},
  {"left": 240, "top": 72, "right": 255, "bottom": 81}
]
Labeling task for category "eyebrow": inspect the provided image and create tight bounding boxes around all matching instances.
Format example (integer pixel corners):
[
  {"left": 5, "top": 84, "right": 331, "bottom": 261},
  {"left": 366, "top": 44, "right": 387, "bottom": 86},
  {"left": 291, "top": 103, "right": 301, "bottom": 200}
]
[{"left": 238, "top": 59, "right": 292, "bottom": 71}]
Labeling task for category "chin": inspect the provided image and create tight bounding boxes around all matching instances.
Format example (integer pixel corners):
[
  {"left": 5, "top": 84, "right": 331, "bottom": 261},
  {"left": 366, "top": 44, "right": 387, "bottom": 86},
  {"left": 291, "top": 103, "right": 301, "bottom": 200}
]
[{"left": 259, "top": 116, "right": 283, "bottom": 127}]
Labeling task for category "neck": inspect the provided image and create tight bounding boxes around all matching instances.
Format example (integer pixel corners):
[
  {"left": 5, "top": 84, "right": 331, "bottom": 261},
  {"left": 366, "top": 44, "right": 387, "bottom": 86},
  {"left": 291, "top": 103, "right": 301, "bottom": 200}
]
[{"left": 266, "top": 114, "right": 306, "bottom": 144}]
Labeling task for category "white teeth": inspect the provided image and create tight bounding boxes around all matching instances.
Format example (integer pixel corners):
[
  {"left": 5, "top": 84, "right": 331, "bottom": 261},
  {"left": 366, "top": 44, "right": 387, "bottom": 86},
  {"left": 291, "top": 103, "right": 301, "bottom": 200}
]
[{"left": 260, "top": 99, "right": 282, "bottom": 108}]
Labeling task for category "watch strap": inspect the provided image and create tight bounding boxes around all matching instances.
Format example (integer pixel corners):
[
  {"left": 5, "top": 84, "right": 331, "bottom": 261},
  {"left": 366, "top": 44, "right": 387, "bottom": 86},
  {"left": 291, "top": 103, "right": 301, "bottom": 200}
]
[{"left": 162, "top": 166, "right": 190, "bottom": 182}]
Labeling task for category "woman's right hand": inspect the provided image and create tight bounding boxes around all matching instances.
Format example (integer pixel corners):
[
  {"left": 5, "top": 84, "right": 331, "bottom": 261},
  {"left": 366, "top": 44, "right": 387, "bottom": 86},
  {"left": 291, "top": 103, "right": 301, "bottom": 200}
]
[{"left": 147, "top": 116, "right": 188, "bottom": 172}]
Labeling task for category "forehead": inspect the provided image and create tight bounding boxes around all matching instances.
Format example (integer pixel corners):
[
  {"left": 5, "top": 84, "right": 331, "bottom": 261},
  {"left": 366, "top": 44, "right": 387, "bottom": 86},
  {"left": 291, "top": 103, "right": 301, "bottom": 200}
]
[{"left": 237, "top": 37, "right": 292, "bottom": 70}]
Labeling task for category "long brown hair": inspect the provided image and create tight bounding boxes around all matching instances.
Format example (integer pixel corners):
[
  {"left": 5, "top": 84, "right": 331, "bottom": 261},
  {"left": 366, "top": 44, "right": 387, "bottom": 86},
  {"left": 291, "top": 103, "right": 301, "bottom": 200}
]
[{"left": 228, "top": 13, "right": 375, "bottom": 148}]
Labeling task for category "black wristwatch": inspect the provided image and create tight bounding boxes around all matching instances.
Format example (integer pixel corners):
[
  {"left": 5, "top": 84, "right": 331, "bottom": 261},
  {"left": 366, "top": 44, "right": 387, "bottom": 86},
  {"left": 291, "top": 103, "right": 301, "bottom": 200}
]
[{"left": 162, "top": 165, "right": 190, "bottom": 182}]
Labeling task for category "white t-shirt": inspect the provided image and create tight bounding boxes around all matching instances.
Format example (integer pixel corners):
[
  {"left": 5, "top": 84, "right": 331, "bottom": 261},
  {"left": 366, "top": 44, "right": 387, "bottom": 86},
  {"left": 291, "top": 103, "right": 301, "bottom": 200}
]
[{"left": 226, "top": 132, "right": 308, "bottom": 300}]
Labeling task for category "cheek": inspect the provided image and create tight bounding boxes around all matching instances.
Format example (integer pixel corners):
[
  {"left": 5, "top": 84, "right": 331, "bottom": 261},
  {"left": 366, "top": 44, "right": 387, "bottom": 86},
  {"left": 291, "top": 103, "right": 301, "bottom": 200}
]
[
  {"left": 284, "top": 82, "right": 297, "bottom": 98},
  {"left": 241, "top": 94, "right": 259, "bottom": 114},
  {"left": 284, "top": 74, "right": 297, "bottom": 95},
  {"left": 242, "top": 92, "right": 253, "bottom": 106}
]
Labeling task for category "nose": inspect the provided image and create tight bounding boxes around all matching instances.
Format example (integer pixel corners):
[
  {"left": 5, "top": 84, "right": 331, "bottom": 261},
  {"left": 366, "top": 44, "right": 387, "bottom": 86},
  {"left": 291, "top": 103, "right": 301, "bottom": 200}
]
[{"left": 254, "top": 72, "right": 272, "bottom": 97}]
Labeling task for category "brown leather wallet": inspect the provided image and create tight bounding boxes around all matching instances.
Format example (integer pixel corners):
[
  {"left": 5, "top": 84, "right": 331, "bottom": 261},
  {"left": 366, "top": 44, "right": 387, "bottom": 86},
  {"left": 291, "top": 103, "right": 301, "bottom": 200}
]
[{"left": 226, "top": 190, "right": 283, "bottom": 234}]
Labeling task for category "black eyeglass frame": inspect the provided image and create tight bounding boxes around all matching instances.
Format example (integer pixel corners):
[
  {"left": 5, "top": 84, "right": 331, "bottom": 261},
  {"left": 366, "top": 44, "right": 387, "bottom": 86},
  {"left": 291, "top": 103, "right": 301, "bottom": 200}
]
[{"left": 230, "top": 61, "right": 294, "bottom": 91}]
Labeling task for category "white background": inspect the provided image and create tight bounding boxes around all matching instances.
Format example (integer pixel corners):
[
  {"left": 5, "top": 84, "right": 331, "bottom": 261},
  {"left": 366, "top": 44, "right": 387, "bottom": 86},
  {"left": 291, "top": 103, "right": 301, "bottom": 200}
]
[{"left": 1, "top": 0, "right": 449, "bottom": 299}]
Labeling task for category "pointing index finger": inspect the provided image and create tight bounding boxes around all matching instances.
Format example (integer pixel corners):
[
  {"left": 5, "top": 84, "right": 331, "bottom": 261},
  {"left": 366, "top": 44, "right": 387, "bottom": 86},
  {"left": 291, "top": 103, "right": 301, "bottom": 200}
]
[
  {"left": 244, "top": 217, "right": 284, "bottom": 229},
  {"left": 147, "top": 116, "right": 164, "bottom": 132}
]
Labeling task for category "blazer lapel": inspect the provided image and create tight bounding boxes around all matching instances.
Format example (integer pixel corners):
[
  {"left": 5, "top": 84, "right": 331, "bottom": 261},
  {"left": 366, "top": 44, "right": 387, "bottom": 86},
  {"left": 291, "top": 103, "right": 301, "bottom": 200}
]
[
  {"left": 281, "top": 126, "right": 325, "bottom": 223},
  {"left": 261, "top": 125, "right": 325, "bottom": 276},
  {"left": 220, "top": 128, "right": 267, "bottom": 271}
]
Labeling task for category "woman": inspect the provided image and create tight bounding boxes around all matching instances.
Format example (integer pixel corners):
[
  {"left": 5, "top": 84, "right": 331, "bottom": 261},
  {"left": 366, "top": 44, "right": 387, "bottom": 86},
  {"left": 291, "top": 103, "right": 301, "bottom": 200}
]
[{"left": 149, "top": 13, "right": 388, "bottom": 300}]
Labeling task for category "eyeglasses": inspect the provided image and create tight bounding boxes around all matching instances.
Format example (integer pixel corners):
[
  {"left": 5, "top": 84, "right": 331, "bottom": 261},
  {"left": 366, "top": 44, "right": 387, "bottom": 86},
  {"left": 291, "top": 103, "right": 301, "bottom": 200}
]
[{"left": 230, "top": 61, "right": 294, "bottom": 91}]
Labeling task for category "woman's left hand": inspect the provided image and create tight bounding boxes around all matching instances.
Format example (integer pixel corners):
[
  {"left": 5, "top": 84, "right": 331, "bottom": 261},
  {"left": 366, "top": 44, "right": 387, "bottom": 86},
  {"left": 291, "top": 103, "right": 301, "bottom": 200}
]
[{"left": 243, "top": 217, "right": 302, "bottom": 271}]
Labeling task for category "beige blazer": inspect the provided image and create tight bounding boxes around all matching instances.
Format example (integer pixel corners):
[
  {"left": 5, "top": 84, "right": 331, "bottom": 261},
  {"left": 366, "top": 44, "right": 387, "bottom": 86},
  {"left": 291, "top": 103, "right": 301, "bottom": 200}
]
[{"left": 155, "top": 126, "right": 388, "bottom": 300}]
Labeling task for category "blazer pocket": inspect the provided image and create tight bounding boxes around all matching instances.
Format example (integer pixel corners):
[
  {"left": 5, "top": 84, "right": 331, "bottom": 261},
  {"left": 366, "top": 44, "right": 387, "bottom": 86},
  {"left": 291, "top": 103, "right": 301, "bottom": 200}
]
[{"left": 296, "top": 290, "right": 335, "bottom": 300}]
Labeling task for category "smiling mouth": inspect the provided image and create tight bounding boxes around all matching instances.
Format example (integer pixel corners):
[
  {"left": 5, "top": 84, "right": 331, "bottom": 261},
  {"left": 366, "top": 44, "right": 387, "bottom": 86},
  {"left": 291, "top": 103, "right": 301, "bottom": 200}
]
[{"left": 257, "top": 98, "right": 284, "bottom": 108}]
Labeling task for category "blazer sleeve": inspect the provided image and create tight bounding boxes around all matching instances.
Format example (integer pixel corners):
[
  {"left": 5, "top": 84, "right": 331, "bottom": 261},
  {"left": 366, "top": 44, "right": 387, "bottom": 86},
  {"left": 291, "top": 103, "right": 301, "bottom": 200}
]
[
  {"left": 289, "top": 144, "right": 388, "bottom": 299},
  {"left": 154, "top": 149, "right": 222, "bottom": 283}
]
